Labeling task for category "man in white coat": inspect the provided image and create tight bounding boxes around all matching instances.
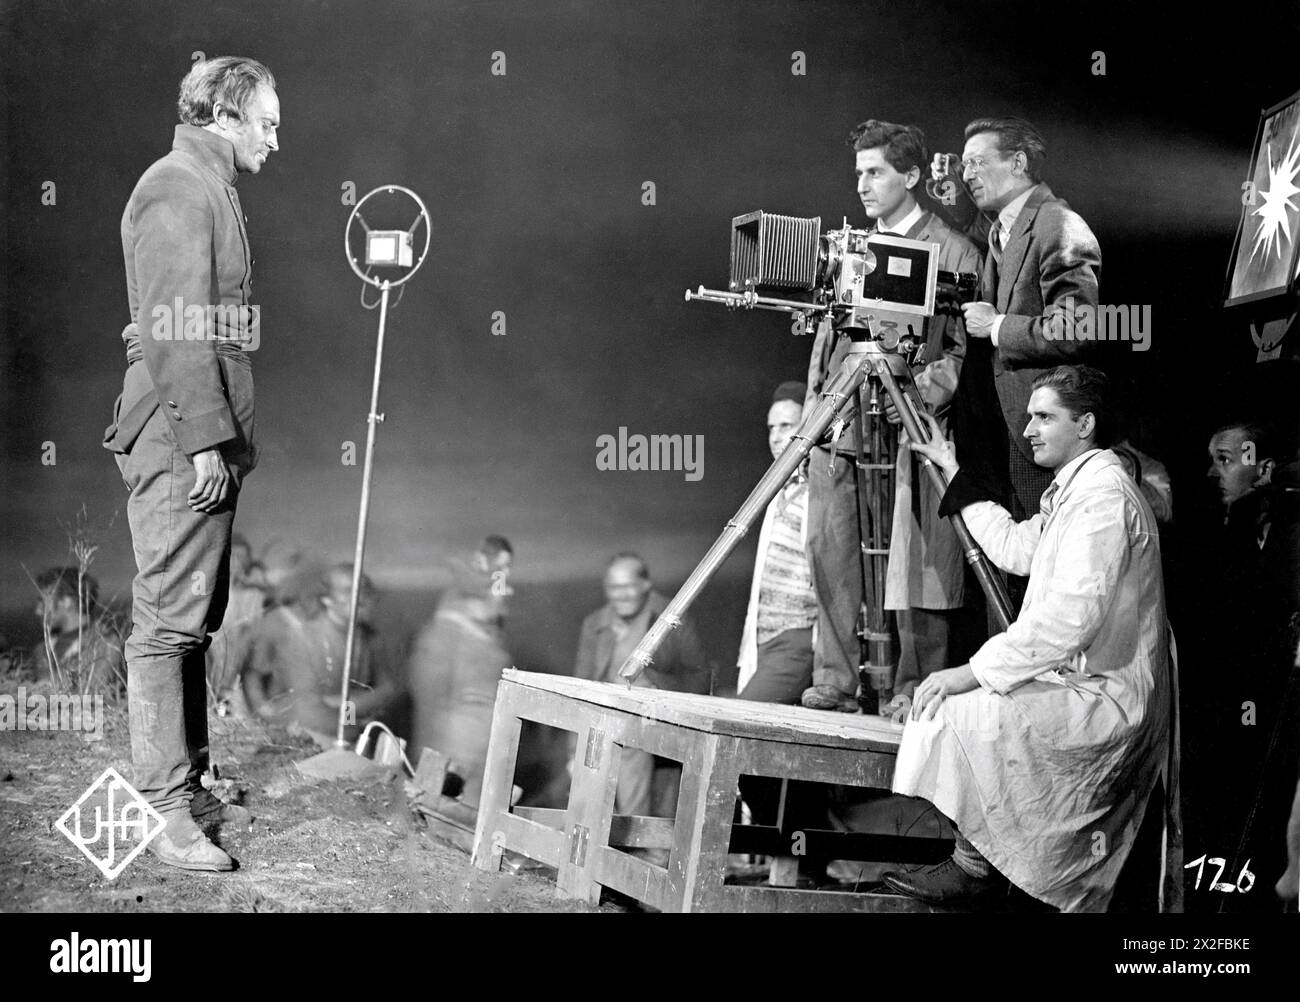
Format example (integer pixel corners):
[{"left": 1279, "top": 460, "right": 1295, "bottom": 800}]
[{"left": 880, "top": 364, "right": 1174, "bottom": 912}]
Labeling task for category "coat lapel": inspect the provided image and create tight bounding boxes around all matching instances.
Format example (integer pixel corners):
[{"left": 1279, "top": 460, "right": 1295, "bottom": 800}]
[{"left": 996, "top": 183, "right": 1052, "bottom": 312}]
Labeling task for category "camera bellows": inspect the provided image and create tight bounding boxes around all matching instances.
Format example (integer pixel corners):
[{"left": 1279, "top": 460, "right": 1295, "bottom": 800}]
[{"left": 730, "top": 211, "right": 821, "bottom": 292}]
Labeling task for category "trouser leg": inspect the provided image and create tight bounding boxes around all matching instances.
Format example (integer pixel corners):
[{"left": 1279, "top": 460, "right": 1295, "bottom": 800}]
[
  {"left": 121, "top": 409, "right": 236, "bottom": 814},
  {"left": 739, "top": 627, "right": 825, "bottom": 830},
  {"left": 951, "top": 829, "right": 992, "bottom": 878},
  {"left": 615, "top": 746, "right": 654, "bottom": 816},
  {"left": 184, "top": 648, "right": 212, "bottom": 791},
  {"left": 806, "top": 447, "right": 862, "bottom": 696},
  {"left": 739, "top": 628, "right": 815, "bottom": 705}
]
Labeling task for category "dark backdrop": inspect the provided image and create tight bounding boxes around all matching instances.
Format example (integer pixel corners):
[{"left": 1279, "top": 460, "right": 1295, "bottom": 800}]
[{"left": 3, "top": 0, "right": 1298, "bottom": 687}]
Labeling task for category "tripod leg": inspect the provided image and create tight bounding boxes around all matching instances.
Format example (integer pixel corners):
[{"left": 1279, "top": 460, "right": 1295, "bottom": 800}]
[
  {"left": 871, "top": 356, "right": 1015, "bottom": 630},
  {"left": 850, "top": 379, "right": 895, "bottom": 714},
  {"left": 618, "top": 353, "right": 873, "bottom": 684}
]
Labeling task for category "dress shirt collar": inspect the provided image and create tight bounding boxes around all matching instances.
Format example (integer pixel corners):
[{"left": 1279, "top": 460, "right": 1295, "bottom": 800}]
[
  {"left": 877, "top": 201, "right": 925, "bottom": 236},
  {"left": 172, "top": 125, "right": 239, "bottom": 186},
  {"left": 996, "top": 183, "right": 1038, "bottom": 241}
]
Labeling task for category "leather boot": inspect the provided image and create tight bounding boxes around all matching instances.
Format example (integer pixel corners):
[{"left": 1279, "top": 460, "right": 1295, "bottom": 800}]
[
  {"left": 148, "top": 811, "right": 234, "bottom": 872},
  {"left": 800, "top": 684, "right": 859, "bottom": 712},
  {"left": 190, "top": 787, "right": 254, "bottom": 828}
]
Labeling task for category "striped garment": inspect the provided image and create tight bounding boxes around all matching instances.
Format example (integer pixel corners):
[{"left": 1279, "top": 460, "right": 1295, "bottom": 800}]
[{"left": 756, "top": 482, "right": 817, "bottom": 644}]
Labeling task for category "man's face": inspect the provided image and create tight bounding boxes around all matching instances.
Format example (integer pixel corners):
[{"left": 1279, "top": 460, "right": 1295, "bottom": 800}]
[
  {"left": 767, "top": 399, "right": 803, "bottom": 460},
  {"left": 855, "top": 147, "right": 916, "bottom": 224},
  {"left": 35, "top": 592, "right": 78, "bottom": 634},
  {"left": 1023, "top": 387, "right": 1091, "bottom": 471},
  {"left": 604, "top": 560, "right": 651, "bottom": 620},
  {"left": 218, "top": 83, "right": 280, "bottom": 174},
  {"left": 961, "top": 131, "right": 1026, "bottom": 213},
  {"left": 323, "top": 569, "right": 374, "bottom": 626},
  {"left": 1207, "top": 428, "right": 1271, "bottom": 507}
]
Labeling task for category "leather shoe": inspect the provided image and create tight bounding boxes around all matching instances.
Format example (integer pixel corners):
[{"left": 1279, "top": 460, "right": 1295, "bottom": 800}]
[
  {"left": 190, "top": 787, "right": 254, "bottom": 828},
  {"left": 880, "top": 857, "right": 1003, "bottom": 904},
  {"left": 800, "top": 685, "right": 859, "bottom": 712},
  {"left": 148, "top": 812, "right": 235, "bottom": 872}
]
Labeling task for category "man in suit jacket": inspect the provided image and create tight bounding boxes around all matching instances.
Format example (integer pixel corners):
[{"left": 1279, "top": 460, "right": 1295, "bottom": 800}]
[
  {"left": 802, "top": 120, "right": 984, "bottom": 713},
  {"left": 950, "top": 117, "right": 1102, "bottom": 526},
  {"left": 103, "top": 56, "right": 279, "bottom": 872},
  {"left": 574, "top": 554, "right": 710, "bottom": 820}
]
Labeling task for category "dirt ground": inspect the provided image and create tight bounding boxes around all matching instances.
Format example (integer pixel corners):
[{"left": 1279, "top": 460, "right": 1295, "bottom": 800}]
[{"left": 0, "top": 707, "right": 615, "bottom": 914}]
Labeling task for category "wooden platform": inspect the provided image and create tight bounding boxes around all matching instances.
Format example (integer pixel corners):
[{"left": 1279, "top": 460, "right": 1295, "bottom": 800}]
[{"left": 470, "top": 669, "right": 948, "bottom": 912}]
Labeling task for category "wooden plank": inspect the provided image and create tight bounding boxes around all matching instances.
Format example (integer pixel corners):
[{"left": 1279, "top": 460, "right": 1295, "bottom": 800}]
[
  {"left": 674, "top": 733, "right": 743, "bottom": 913},
  {"left": 513, "top": 807, "right": 676, "bottom": 850},
  {"left": 470, "top": 681, "right": 526, "bottom": 872},
  {"left": 716, "top": 884, "right": 942, "bottom": 913},
  {"left": 733, "top": 739, "right": 897, "bottom": 791},
  {"left": 555, "top": 719, "right": 620, "bottom": 904},
  {"left": 503, "top": 669, "right": 903, "bottom": 753},
  {"left": 728, "top": 824, "right": 951, "bottom": 863},
  {"left": 497, "top": 811, "right": 566, "bottom": 867},
  {"left": 591, "top": 846, "right": 673, "bottom": 912}
]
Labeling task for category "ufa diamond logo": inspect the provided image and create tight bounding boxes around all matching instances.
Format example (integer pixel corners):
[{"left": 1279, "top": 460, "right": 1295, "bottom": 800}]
[{"left": 55, "top": 767, "right": 164, "bottom": 879}]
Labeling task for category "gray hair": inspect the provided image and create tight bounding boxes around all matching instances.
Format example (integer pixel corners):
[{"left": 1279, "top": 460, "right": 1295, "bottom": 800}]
[
  {"left": 177, "top": 56, "right": 276, "bottom": 126},
  {"left": 964, "top": 116, "right": 1047, "bottom": 183}
]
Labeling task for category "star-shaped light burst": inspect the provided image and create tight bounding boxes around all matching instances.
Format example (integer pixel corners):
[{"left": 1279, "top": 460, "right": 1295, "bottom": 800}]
[{"left": 1249, "top": 135, "right": 1300, "bottom": 265}]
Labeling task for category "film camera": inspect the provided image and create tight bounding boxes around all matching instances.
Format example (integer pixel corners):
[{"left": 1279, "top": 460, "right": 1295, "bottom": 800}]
[{"left": 688, "top": 211, "right": 978, "bottom": 353}]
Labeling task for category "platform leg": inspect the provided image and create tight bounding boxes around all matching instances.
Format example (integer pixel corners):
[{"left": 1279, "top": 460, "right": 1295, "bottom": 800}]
[
  {"left": 556, "top": 719, "right": 620, "bottom": 904},
  {"left": 471, "top": 681, "right": 525, "bottom": 872},
  {"left": 672, "top": 734, "right": 741, "bottom": 912}
]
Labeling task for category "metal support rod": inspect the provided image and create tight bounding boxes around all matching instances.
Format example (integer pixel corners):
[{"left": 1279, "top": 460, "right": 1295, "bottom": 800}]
[
  {"left": 335, "top": 280, "right": 391, "bottom": 747},
  {"left": 684, "top": 285, "right": 829, "bottom": 315},
  {"left": 870, "top": 356, "right": 1015, "bottom": 630}
]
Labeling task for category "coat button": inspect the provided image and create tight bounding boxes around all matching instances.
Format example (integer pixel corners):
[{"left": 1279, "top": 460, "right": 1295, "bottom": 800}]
[{"left": 168, "top": 400, "right": 179, "bottom": 408}]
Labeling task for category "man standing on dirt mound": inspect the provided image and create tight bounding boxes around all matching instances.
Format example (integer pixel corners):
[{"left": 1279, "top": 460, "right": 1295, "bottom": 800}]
[{"left": 104, "top": 56, "right": 278, "bottom": 871}]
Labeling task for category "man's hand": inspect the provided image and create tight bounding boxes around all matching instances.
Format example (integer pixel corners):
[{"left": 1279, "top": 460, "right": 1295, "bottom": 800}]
[
  {"left": 961, "top": 301, "right": 998, "bottom": 339},
  {"left": 883, "top": 693, "right": 911, "bottom": 724},
  {"left": 907, "top": 412, "right": 959, "bottom": 481},
  {"left": 189, "top": 448, "right": 232, "bottom": 513},
  {"left": 910, "top": 665, "right": 979, "bottom": 721},
  {"left": 930, "top": 152, "right": 957, "bottom": 185}
]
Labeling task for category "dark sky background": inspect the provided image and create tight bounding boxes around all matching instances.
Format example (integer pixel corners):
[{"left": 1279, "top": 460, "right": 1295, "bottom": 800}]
[{"left": 3, "top": 0, "right": 1299, "bottom": 681}]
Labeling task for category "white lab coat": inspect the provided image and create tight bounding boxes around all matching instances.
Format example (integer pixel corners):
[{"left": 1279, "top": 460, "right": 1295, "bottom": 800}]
[{"left": 892, "top": 449, "right": 1175, "bottom": 912}]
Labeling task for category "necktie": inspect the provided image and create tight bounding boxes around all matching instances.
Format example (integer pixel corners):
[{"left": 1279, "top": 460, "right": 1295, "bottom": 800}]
[
  {"left": 1039, "top": 480, "right": 1061, "bottom": 518},
  {"left": 989, "top": 223, "right": 1004, "bottom": 266}
]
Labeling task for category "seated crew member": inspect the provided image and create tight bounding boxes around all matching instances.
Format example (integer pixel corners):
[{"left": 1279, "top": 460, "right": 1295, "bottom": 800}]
[
  {"left": 241, "top": 562, "right": 398, "bottom": 747},
  {"left": 574, "top": 553, "right": 710, "bottom": 825},
  {"left": 407, "top": 535, "right": 514, "bottom": 806},
  {"left": 881, "top": 365, "right": 1173, "bottom": 911},
  {"left": 802, "top": 118, "right": 982, "bottom": 713}
]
